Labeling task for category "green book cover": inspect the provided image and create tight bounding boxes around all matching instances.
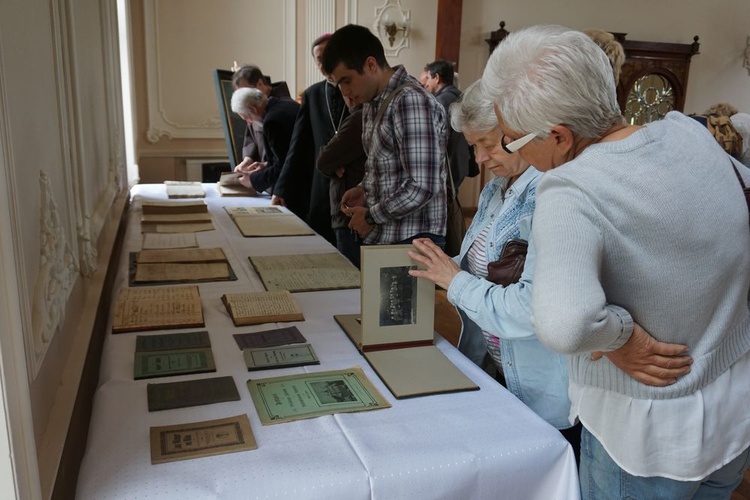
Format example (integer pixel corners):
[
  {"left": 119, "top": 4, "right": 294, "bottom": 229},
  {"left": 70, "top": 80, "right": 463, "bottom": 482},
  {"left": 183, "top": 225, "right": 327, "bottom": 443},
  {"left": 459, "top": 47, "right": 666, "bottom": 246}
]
[
  {"left": 135, "top": 331, "right": 211, "bottom": 352},
  {"left": 243, "top": 344, "right": 319, "bottom": 371},
  {"left": 147, "top": 376, "right": 240, "bottom": 411},
  {"left": 134, "top": 348, "right": 216, "bottom": 380}
]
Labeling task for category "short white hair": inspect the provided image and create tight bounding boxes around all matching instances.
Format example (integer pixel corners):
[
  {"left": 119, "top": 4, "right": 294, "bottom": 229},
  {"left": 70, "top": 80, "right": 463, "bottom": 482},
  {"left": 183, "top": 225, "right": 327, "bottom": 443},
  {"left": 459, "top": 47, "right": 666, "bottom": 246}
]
[
  {"left": 482, "top": 25, "right": 622, "bottom": 139},
  {"left": 231, "top": 87, "right": 266, "bottom": 115},
  {"left": 449, "top": 80, "right": 497, "bottom": 134}
]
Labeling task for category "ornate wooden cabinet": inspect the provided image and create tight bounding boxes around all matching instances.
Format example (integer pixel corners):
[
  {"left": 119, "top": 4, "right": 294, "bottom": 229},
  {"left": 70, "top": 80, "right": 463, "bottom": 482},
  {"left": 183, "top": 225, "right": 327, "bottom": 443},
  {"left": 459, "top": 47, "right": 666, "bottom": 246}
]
[
  {"left": 613, "top": 33, "right": 701, "bottom": 124},
  {"left": 485, "top": 23, "right": 701, "bottom": 125}
]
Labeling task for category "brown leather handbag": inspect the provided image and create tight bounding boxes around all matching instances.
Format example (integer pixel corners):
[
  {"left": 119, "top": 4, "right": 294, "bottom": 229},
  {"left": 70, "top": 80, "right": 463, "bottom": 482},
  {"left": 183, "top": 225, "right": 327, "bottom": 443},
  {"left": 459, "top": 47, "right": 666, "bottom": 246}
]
[{"left": 486, "top": 239, "right": 528, "bottom": 287}]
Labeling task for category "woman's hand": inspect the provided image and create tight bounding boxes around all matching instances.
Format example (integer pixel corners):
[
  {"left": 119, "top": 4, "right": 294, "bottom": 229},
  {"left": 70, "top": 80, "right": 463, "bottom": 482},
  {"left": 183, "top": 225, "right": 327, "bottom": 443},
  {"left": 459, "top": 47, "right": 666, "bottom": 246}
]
[
  {"left": 591, "top": 322, "right": 693, "bottom": 386},
  {"left": 408, "top": 238, "right": 461, "bottom": 290}
]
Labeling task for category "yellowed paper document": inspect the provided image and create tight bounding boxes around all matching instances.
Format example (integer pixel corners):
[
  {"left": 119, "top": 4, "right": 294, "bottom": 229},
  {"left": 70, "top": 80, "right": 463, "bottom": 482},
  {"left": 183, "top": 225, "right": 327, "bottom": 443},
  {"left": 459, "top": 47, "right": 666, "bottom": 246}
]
[
  {"left": 142, "top": 200, "right": 207, "bottom": 214},
  {"left": 141, "top": 213, "right": 212, "bottom": 223},
  {"left": 141, "top": 222, "right": 215, "bottom": 233},
  {"left": 134, "top": 262, "right": 230, "bottom": 283},
  {"left": 165, "top": 181, "right": 205, "bottom": 199},
  {"left": 150, "top": 414, "right": 257, "bottom": 464},
  {"left": 232, "top": 215, "right": 314, "bottom": 237},
  {"left": 112, "top": 285, "right": 204, "bottom": 333},
  {"left": 137, "top": 248, "right": 227, "bottom": 263},
  {"left": 249, "top": 253, "right": 360, "bottom": 291},
  {"left": 142, "top": 233, "right": 199, "bottom": 250},
  {"left": 222, "top": 290, "right": 304, "bottom": 326}
]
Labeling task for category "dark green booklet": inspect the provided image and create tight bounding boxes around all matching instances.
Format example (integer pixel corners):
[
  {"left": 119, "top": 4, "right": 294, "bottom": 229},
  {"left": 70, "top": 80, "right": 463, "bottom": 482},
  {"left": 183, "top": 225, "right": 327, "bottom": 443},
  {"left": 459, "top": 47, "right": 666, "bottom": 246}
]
[
  {"left": 147, "top": 376, "right": 240, "bottom": 411},
  {"left": 134, "top": 348, "right": 216, "bottom": 380},
  {"left": 135, "top": 331, "right": 211, "bottom": 352}
]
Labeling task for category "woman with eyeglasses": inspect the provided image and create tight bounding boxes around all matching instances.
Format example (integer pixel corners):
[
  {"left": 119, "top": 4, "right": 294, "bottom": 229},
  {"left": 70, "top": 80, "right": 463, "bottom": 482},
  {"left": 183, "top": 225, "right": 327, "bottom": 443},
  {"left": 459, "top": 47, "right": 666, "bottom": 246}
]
[
  {"left": 408, "top": 80, "right": 580, "bottom": 460},
  {"left": 484, "top": 25, "right": 750, "bottom": 499}
]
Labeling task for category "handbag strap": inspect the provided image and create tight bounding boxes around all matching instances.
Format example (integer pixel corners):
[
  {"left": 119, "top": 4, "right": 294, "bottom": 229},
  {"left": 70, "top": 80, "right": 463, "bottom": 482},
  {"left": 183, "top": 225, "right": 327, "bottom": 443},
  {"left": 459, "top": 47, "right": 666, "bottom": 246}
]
[
  {"left": 368, "top": 82, "right": 419, "bottom": 145},
  {"left": 731, "top": 160, "right": 747, "bottom": 190}
]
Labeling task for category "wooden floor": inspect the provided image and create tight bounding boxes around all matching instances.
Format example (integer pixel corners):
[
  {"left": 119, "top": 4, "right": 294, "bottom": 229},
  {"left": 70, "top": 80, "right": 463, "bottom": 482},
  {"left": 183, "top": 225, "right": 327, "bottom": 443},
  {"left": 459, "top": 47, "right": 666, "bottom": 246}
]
[{"left": 433, "top": 290, "right": 750, "bottom": 498}]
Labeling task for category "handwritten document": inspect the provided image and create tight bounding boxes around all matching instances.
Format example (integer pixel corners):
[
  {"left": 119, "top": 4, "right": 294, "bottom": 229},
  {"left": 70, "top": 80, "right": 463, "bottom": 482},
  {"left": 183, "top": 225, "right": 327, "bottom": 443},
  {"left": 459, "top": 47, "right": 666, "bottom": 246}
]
[
  {"left": 134, "top": 262, "right": 230, "bottom": 283},
  {"left": 137, "top": 248, "right": 227, "bottom": 263},
  {"left": 112, "top": 285, "right": 204, "bottom": 333},
  {"left": 222, "top": 290, "right": 304, "bottom": 326}
]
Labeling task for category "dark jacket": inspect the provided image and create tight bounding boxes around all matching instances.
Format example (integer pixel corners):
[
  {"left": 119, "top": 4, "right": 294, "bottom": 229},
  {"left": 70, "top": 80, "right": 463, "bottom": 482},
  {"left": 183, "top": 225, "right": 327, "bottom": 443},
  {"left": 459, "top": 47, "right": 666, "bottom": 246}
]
[
  {"left": 434, "top": 84, "right": 478, "bottom": 191},
  {"left": 316, "top": 107, "right": 366, "bottom": 229},
  {"left": 274, "top": 80, "right": 349, "bottom": 244},
  {"left": 249, "top": 97, "right": 300, "bottom": 193},
  {"left": 241, "top": 82, "right": 292, "bottom": 162}
]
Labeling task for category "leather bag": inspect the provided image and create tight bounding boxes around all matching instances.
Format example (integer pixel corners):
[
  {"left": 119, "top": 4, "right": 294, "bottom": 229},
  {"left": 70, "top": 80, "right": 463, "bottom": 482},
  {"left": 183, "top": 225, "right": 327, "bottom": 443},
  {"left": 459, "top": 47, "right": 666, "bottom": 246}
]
[{"left": 486, "top": 239, "right": 528, "bottom": 287}]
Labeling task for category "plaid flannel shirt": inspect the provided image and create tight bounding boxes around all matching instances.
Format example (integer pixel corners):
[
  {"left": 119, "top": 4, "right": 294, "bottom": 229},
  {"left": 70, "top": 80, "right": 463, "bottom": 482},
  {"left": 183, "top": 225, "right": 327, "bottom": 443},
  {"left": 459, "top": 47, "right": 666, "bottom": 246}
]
[{"left": 361, "top": 66, "right": 448, "bottom": 244}]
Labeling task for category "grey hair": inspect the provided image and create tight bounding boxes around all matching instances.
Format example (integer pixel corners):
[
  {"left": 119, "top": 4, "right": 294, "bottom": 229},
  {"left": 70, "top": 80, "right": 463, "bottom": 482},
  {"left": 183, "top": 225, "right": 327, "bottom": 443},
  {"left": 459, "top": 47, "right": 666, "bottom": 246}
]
[
  {"left": 230, "top": 87, "right": 266, "bottom": 115},
  {"left": 449, "top": 80, "right": 498, "bottom": 134},
  {"left": 482, "top": 25, "right": 622, "bottom": 140}
]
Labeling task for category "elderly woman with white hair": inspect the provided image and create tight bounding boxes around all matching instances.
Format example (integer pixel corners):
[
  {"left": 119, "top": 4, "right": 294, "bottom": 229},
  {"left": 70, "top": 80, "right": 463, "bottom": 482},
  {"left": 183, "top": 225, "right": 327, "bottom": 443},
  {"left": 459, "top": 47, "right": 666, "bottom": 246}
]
[
  {"left": 483, "top": 24, "right": 750, "bottom": 498},
  {"left": 408, "top": 81, "right": 578, "bottom": 457}
]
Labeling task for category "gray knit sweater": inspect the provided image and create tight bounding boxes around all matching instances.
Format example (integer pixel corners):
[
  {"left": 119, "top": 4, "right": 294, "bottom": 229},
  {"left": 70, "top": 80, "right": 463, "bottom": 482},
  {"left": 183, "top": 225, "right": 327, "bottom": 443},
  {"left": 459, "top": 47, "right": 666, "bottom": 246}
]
[{"left": 531, "top": 111, "right": 750, "bottom": 400}]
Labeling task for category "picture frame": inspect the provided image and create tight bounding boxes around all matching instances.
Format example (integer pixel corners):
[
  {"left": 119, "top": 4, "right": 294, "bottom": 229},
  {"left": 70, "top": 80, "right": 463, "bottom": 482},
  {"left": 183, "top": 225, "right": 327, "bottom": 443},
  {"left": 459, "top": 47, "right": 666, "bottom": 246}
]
[{"left": 213, "top": 69, "right": 245, "bottom": 167}]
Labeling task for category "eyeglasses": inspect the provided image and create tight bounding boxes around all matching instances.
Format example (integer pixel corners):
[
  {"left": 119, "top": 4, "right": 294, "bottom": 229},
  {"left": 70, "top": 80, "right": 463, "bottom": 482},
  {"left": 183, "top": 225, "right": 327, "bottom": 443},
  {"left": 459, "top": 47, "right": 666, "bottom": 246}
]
[{"left": 501, "top": 131, "right": 537, "bottom": 154}]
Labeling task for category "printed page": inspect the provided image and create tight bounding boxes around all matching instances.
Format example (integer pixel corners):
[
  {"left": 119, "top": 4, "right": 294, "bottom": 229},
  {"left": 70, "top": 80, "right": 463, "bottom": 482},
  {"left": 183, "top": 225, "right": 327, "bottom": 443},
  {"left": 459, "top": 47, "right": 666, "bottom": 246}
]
[
  {"left": 247, "top": 367, "right": 391, "bottom": 425},
  {"left": 150, "top": 414, "right": 257, "bottom": 464}
]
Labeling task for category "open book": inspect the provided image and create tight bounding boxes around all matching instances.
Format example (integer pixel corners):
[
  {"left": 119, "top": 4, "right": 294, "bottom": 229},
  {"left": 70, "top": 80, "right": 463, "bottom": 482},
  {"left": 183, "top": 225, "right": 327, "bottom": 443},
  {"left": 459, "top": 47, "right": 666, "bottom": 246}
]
[
  {"left": 334, "top": 245, "right": 478, "bottom": 399},
  {"left": 221, "top": 290, "right": 304, "bottom": 326}
]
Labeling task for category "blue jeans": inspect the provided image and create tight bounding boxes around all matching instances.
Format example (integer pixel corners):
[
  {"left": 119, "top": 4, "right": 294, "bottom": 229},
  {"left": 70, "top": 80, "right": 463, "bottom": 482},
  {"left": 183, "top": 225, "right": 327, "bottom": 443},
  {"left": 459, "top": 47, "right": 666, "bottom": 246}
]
[
  {"left": 334, "top": 228, "right": 361, "bottom": 268},
  {"left": 580, "top": 426, "right": 750, "bottom": 499}
]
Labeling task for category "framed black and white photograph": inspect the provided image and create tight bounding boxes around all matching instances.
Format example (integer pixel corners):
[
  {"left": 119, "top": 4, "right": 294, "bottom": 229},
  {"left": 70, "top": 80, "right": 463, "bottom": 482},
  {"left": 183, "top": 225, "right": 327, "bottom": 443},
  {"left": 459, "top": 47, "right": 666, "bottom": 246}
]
[{"left": 359, "top": 245, "right": 434, "bottom": 348}]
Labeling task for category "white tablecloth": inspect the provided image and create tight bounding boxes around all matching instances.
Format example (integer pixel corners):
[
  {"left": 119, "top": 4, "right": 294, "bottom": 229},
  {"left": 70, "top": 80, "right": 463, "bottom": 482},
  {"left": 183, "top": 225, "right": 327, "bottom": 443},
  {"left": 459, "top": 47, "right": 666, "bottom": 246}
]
[{"left": 76, "top": 184, "right": 580, "bottom": 500}]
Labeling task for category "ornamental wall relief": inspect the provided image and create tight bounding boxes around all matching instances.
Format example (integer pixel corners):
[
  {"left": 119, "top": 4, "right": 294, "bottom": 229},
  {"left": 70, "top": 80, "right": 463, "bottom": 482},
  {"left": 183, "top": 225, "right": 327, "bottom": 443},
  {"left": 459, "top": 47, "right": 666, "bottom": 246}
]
[{"left": 31, "top": 171, "right": 78, "bottom": 359}]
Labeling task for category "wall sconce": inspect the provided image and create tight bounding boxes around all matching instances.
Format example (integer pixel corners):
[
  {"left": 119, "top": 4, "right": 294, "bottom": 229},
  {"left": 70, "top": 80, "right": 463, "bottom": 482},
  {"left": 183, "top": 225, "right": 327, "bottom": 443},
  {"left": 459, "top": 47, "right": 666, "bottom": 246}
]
[
  {"left": 374, "top": 0, "right": 411, "bottom": 56},
  {"left": 744, "top": 35, "right": 750, "bottom": 76}
]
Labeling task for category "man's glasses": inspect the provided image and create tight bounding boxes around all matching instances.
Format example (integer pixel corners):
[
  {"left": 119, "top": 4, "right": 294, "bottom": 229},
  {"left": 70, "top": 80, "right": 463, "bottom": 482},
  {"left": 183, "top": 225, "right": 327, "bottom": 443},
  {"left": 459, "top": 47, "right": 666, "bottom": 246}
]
[{"left": 501, "top": 132, "right": 537, "bottom": 154}]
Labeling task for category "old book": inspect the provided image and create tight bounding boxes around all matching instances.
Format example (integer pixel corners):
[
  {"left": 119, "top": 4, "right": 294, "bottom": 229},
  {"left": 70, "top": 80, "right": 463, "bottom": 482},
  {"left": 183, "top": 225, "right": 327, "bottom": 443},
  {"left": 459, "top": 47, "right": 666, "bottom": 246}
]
[
  {"left": 232, "top": 326, "right": 307, "bottom": 350},
  {"left": 141, "top": 213, "right": 213, "bottom": 224},
  {"left": 141, "top": 222, "right": 215, "bottom": 233},
  {"left": 142, "top": 200, "right": 208, "bottom": 215},
  {"left": 130, "top": 248, "right": 235, "bottom": 285},
  {"left": 224, "top": 206, "right": 289, "bottom": 216},
  {"left": 247, "top": 367, "right": 391, "bottom": 425},
  {"left": 165, "top": 181, "right": 205, "bottom": 199},
  {"left": 249, "top": 253, "right": 360, "bottom": 292},
  {"left": 228, "top": 212, "right": 315, "bottom": 237},
  {"left": 136, "top": 331, "right": 211, "bottom": 352},
  {"left": 147, "top": 376, "right": 239, "bottom": 411},
  {"left": 134, "top": 348, "right": 216, "bottom": 379},
  {"left": 221, "top": 290, "right": 304, "bottom": 326},
  {"left": 137, "top": 247, "right": 227, "bottom": 264},
  {"left": 243, "top": 344, "right": 319, "bottom": 371},
  {"left": 142, "top": 233, "right": 199, "bottom": 250},
  {"left": 217, "top": 172, "right": 257, "bottom": 196},
  {"left": 112, "top": 285, "right": 204, "bottom": 333},
  {"left": 150, "top": 414, "right": 257, "bottom": 464},
  {"left": 334, "top": 245, "right": 479, "bottom": 399}
]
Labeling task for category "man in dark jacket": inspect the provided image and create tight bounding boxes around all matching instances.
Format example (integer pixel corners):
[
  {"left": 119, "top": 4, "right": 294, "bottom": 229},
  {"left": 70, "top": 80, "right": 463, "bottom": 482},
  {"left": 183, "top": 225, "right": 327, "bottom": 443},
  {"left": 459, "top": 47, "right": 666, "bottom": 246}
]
[
  {"left": 271, "top": 34, "right": 344, "bottom": 245},
  {"left": 230, "top": 87, "right": 299, "bottom": 194},
  {"left": 422, "top": 60, "right": 478, "bottom": 189},
  {"left": 316, "top": 98, "right": 366, "bottom": 267},
  {"left": 232, "top": 65, "right": 291, "bottom": 163}
]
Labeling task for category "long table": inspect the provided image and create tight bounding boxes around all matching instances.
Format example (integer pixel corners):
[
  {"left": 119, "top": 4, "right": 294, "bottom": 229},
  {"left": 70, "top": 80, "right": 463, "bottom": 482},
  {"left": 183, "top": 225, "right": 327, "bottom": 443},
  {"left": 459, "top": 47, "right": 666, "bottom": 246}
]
[{"left": 75, "top": 183, "right": 580, "bottom": 499}]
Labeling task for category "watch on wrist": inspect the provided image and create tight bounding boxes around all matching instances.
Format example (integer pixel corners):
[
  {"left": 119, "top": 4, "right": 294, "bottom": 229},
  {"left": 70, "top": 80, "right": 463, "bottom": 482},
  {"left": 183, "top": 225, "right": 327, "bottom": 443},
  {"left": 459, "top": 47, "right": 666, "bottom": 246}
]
[{"left": 364, "top": 208, "right": 375, "bottom": 226}]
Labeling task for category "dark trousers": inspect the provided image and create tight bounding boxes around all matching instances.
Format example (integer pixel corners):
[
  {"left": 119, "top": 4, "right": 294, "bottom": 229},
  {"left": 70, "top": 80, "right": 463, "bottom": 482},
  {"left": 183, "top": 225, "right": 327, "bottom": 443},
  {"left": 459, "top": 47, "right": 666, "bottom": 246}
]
[{"left": 334, "top": 227, "right": 361, "bottom": 268}]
